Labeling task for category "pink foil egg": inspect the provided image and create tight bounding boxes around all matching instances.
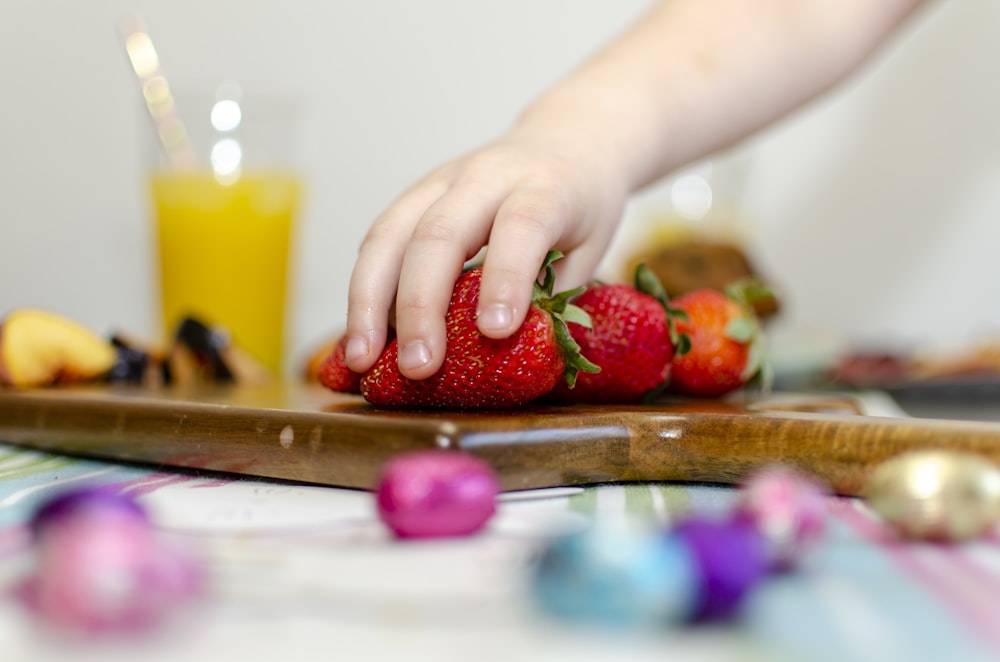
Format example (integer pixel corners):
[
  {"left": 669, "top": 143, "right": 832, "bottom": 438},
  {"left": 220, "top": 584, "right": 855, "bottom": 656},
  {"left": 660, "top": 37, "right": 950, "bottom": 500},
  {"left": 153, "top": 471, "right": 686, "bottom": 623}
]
[
  {"left": 21, "top": 487, "right": 203, "bottom": 633},
  {"left": 735, "top": 465, "right": 828, "bottom": 571},
  {"left": 376, "top": 450, "right": 500, "bottom": 538}
]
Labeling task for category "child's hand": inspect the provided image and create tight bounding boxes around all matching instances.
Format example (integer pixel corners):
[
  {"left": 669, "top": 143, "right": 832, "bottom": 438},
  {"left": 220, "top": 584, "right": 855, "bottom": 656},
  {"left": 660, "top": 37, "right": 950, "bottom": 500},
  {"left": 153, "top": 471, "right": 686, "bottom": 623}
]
[{"left": 344, "top": 132, "right": 627, "bottom": 380}]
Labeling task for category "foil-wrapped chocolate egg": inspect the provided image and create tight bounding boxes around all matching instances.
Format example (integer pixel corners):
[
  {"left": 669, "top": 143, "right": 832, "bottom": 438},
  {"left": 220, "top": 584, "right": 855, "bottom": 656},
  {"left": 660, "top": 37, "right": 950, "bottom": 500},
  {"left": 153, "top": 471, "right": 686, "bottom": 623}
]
[
  {"left": 864, "top": 450, "right": 1000, "bottom": 542},
  {"left": 672, "top": 515, "right": 770, "bottom": 621},
  {"left": 735, "top": 464, "right": 828, "bottom": 571},
  {"left": 21, "top": 486, "right": 203, "bottom": 633},
  {"left": 376, "top": 450, "right": 499, "bottom": 539},
  {"left": 532, "top": 521, "right": 698, "bottom": 627}
]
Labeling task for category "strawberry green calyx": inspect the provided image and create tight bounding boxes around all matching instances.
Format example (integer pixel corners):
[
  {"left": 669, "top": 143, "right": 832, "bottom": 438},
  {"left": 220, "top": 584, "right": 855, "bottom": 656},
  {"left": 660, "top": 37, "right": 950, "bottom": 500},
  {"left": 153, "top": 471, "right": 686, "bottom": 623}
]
[
  {"left": 634, "top": 263, "right": 691, "bottom": 356},
  {"left": 533, "top": 251, "right": 600, "bottom": 388},
  {"left": 722, "top": 279, "right": 771, "bottom": 385},
  {"left": 724, "top": 278, "right": 775, "bottom": 311}
]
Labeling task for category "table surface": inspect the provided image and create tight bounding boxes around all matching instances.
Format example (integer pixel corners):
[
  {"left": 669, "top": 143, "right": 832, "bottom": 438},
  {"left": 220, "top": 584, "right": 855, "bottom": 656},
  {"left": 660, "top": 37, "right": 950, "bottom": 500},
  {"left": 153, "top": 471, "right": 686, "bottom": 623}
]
[{"left": 2, "top": 392, "right": 1000, "bottom": 662}]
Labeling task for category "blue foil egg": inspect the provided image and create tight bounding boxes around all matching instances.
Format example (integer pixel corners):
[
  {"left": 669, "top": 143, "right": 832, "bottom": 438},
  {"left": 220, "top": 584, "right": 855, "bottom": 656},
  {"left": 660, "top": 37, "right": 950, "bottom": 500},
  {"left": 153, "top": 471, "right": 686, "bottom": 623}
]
[{"left": 531, "top": 521, "right": 698, "bottom": 627}]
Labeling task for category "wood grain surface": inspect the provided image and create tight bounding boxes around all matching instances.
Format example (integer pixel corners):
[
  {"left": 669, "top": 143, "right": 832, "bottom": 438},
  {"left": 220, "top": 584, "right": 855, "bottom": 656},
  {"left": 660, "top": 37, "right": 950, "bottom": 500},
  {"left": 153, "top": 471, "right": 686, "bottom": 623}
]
[{"left": 2, "top": 383, "right": 1000, "bottom": 495}]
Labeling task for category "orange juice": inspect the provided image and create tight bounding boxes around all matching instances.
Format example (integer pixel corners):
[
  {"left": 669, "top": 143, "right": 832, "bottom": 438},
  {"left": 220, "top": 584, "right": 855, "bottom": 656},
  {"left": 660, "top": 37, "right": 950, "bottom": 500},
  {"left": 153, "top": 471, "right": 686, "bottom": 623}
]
[{"left": 151, "top": 171, "right": 301, "bottom": 375}]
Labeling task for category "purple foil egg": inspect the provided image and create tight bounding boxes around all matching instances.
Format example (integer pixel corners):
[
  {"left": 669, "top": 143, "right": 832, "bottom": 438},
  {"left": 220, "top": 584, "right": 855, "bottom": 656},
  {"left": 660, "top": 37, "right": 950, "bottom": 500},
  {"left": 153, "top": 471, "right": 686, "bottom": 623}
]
[
  {"left": 672, "top": 515, "right": 770, "bottom": 621},
  {"left": 735, "top": 465, "right": 828, "bottom": 570},
  {"left": 376, "top": 450, "right": 500, "bottom": 539},
  {"left": 31, "top": 485, "right": 148, "bottom": 536},
  {"left": 22, "top": 487, "right": 203, "bottom": 633}
]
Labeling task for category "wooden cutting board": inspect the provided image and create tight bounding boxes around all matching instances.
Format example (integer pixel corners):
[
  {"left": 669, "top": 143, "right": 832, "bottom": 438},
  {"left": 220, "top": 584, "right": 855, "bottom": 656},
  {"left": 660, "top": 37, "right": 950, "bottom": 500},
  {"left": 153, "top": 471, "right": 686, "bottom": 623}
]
[{"left": 2, "top": 383, "right": 1000, "bottom": 495}]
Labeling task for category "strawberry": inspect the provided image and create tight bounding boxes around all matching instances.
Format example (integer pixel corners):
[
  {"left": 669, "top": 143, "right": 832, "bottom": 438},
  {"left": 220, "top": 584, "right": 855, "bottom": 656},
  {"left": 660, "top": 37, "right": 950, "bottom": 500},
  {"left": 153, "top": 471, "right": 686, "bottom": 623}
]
[
  {"left": 548, "top": 264, "right": 687, "bottom": 404},
  {"left": 669, "top": 282, "right": 769, "bottom": 398},
  {"left": 360, "top": 252, "right": 598, "bottom": 409},
  {"left": 317, "top": 334, "right": 363, "bottom": 394}
]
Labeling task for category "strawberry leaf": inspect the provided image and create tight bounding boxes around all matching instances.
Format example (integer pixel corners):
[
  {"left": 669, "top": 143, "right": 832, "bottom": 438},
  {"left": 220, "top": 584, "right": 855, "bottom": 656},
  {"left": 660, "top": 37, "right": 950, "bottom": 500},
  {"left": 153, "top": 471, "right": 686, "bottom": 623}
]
[
  {"left": 633, "top": 263, "right": 690, "bottom": 356},
  {"left": 534, "top": 251, "right": 600, "bottom": 388},
  {"left": 561, "top": 300, "right": 594, "bottom": 328},
  {"left": 674, "top": 333, "right": 692, "bottom": 356},
  {"left": 553, "top": 311, "right": 601, "bottom": 388},
  {"left": 724, "top": 278, "right": 775, "bottom": 309},
  {"left": 724, "top": 317, "right": 756, "bottom": 343},
  {"left": 718, "top": 279, "right": 772, "bottom": 387},
  {"left": 741, "top": 333, "right": 768, "bottom": 385},
  {"left": 538, "top": 250, "right": 562, "bottom": 294}
]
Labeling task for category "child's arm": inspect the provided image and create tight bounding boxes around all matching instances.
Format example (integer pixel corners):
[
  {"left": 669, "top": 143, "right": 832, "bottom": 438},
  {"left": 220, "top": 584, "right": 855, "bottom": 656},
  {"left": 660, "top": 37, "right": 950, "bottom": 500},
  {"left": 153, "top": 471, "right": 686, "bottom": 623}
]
[{"left": 345, "top": 0, "right": 928, "bottom": 379}]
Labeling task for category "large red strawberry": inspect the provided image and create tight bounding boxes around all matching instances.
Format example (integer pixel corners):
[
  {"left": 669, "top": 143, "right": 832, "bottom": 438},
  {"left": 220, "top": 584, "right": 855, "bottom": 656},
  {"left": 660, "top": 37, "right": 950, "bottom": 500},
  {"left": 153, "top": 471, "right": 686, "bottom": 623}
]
[
  {"left": 360, "top": 252, "right": 598, "bottom": 409},
  {"left": 548, "top": 264, "right": 687, "bottom": 404},
  {"left": 669, "top": 282, "right": 768, "bottom": 398}
]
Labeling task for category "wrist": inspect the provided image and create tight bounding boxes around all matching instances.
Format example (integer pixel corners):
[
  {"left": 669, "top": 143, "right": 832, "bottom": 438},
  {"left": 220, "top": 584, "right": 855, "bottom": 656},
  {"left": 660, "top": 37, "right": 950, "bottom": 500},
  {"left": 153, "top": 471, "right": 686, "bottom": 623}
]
[{"left": 505, "top": 93, "right": 646, "bottom": 200}]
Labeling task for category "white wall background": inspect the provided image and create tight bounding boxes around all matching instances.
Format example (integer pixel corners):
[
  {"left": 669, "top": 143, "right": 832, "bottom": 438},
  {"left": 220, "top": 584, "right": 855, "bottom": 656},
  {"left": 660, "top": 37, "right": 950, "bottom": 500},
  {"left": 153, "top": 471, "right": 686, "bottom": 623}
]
[{"left": 2, "top": 0, "right": 998, "bottom": 373}]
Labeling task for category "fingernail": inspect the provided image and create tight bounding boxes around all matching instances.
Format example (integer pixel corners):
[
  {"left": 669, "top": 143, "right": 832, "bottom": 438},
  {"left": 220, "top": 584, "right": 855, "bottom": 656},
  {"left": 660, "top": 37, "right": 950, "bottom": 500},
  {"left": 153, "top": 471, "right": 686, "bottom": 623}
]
[
  {"left": 478, "top": 304, "right": 513, "bottom": 332},
  {"left": 399, "top": 341, "right": 432, "bottom": 371},
  {"left": 345, "top": 336, "right": 369, "bottom": 363}
]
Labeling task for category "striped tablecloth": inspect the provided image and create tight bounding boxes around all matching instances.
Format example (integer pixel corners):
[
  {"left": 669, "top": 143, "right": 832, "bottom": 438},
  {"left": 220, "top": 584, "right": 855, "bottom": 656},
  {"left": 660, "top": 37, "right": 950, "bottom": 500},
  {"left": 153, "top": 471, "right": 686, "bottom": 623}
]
[{"left": 2, "top": 407, "right": 999, "bottom": 661}]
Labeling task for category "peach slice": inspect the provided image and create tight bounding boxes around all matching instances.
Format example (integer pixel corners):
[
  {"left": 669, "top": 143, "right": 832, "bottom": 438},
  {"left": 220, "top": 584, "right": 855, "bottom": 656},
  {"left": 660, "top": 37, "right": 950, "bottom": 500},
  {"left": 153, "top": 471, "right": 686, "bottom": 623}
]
[{"left": 0, "top": 309, "right": 116, "bottom": 387}]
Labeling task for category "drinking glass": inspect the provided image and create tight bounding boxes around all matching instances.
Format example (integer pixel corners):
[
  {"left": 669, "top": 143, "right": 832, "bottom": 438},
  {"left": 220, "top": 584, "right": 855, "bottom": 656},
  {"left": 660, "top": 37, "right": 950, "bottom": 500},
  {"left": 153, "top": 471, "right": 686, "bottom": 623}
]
[{"left": 146, "top": 80, "right": 302, "bottom": 376}]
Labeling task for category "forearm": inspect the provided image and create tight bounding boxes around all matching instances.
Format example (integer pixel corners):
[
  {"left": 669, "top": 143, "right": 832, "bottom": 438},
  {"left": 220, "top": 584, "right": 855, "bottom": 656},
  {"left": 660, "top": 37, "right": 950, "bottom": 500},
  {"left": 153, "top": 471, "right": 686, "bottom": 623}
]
[{"left": 510, "top": 0, "right": 929, "bottom": 191}]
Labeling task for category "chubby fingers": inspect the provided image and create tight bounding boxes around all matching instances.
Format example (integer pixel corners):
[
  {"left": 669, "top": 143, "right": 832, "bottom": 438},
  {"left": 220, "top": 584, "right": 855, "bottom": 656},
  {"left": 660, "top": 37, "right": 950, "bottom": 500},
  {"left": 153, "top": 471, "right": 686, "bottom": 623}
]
[
  {"left": 344, "top": 182, "right": 447, "bottom": 375},
  {"left": 346, "top": 155, "right": 595, "bottom": 382},
  {"left": 475, "top": 182, "right": 569, "bottom": 339},
  {"left": 392, "top": 179, "right": 509, "bottom": 379}
]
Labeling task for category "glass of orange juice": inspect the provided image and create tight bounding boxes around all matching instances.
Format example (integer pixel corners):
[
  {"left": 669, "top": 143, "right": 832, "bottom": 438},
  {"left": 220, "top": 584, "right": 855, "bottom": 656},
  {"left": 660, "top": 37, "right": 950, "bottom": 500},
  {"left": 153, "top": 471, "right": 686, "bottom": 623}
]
[{"left": 146, "top": 81, "right": 302, "bottom": 376}]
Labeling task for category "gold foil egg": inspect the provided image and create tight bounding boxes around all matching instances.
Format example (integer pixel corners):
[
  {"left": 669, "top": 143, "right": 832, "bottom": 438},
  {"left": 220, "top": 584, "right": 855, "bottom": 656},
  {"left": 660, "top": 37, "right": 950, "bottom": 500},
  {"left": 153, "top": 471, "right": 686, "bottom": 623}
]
[{"left": 864, "top": 450, "right": 1000, "bottom": 542}]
